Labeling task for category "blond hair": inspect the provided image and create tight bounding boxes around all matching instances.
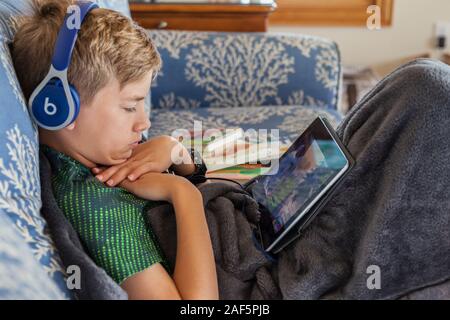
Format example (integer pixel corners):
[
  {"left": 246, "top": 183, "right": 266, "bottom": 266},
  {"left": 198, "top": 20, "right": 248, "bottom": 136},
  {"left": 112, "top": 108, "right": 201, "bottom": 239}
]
[{"left": 12, "top": 0, "right": 161, "bottom": 104}]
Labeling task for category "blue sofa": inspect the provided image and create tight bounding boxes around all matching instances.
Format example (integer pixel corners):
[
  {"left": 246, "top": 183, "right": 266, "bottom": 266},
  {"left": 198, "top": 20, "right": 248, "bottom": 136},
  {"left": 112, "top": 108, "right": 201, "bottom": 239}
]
[
  {"left": 146, "top": 30, "right": 344, "bottom": 145},
  {"left": 0, "top": 0, "right": 343, "bottom": 299},
  {"left": 0, "top": 0, "right": 133, "bottom": 300}
]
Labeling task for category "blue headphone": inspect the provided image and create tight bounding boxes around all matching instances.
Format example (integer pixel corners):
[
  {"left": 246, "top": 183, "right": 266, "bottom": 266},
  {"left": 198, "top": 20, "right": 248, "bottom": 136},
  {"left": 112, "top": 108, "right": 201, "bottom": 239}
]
[{"left": 28, "top": 1, "right": 98, "bottom": 130}]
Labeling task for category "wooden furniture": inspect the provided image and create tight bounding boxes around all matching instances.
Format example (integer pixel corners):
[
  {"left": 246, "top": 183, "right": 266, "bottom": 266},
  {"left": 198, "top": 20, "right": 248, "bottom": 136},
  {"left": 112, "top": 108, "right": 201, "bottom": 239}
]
[
  {"left": 443, "top": 53, "right": 450, "bottom": 65},
  {"left": 130, "top": 1, "right": 277, "bottom": 32},
  {"left": 270, "top": 0, "right": 394, "bottom": 27}
]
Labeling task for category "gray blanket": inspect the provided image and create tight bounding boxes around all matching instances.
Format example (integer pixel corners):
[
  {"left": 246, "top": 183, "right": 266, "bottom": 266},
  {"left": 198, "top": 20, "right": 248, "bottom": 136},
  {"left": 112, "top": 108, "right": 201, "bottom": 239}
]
[{"left": 39, "top": 58, "right": 450, "bottom": 300}]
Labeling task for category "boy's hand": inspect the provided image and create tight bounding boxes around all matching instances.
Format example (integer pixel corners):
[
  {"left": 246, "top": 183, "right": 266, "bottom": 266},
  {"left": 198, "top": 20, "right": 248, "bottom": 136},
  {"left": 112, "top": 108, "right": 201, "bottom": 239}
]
[{"left": 92, "top": 135, "right": 195, "bottom": 187}]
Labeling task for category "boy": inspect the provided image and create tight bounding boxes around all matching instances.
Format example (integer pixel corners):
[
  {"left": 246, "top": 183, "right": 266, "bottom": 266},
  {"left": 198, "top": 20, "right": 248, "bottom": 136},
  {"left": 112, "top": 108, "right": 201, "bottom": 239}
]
[{"left": 12, "top": 0, "right": 218, "bottom": 300}]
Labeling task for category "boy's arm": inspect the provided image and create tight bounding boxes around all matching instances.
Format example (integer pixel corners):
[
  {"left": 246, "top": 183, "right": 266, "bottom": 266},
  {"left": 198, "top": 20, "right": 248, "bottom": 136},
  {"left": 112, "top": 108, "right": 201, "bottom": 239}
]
[
  {"left": 119, "top": 173, "right": 218, "bottom": 300},
  {"left": 169, "top": 148, "right": 207, "bottom": 185},
  {"left": 120, "top": 263, "right": 182, "bottom": 300},
  {"left": 170, "top": 182, "right": 218, "bottom": 299}
]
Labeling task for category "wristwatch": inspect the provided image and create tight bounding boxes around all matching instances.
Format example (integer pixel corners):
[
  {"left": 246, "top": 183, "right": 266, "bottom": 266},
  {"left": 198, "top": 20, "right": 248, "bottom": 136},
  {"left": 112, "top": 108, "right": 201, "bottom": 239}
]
[
  {"left": 168, "top": 148, "right": 207, "bottom": 185},
  {"left": 185, "top": 148, "right": 207, "bottom": 184}
]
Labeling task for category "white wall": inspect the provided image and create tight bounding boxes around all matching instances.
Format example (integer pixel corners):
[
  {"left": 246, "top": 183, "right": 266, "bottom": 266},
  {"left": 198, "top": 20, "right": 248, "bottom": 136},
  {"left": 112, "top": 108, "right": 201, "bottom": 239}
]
[{"left": 269, "top": 0, "right": 450, "bottom": 75}]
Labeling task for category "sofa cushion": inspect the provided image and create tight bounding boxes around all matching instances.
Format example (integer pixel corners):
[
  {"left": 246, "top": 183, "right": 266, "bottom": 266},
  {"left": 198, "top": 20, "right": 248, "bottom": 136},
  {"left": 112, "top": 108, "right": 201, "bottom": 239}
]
[
  {"left": 0, "top": 1, "right": 31, "bottom": 42},
  {"left": 147, "top": 104, "right": 342, "bottom": 146},
  {"left": 147, "top": 30, "right": 342, "bottom": 112},
  {"left": 0, "top": 209, "right": 67, "bottom": 299},
  {"left": 0, "top": 34, "right": 74, "bottom": 298}
]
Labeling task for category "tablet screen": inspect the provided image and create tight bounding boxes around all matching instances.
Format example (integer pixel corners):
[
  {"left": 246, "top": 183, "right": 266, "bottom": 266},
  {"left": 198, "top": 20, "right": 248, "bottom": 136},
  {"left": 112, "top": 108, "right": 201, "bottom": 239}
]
[{"left": 251, "top": 118, "right": 349, "bottom": 241}]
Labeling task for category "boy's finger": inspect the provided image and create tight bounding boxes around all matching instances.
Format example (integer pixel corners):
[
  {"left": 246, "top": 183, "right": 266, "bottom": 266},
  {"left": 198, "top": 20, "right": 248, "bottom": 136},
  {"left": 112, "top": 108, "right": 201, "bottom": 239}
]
[
  {"left": 128, "top": 163, "right": 158, "bottom": 181},
  {"left": 91, "top": 167, "right": 106, "bottom": 174},
  {"left": 106, "top": 163, "right": 141, "bottom": 187},
  {"left": 95, "top": 163, "right": 127, "bottom": 183}
]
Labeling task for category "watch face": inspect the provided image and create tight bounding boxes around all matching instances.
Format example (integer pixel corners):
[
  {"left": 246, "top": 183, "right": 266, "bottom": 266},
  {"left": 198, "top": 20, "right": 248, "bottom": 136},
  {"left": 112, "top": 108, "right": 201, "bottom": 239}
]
[
  {"left": 190, "top": 148, "right": 207, "bottom": 176},
  {"left": 194, "top": 159, "right": 207, "bottom": 175}
]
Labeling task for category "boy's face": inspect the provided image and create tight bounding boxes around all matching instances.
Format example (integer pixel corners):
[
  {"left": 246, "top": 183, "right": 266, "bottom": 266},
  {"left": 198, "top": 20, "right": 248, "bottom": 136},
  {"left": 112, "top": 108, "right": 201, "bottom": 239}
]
[{"left": 67, "top": 72, "right": 152, "bottom": 167}]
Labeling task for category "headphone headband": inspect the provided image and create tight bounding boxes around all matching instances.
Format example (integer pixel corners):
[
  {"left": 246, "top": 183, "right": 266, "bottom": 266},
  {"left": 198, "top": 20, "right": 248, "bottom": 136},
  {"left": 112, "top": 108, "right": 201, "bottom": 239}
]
[
  {"left": 28, "top": 1, "right": 98, "bottom": 130},
  {"left": 52, "top": 1, "right": 99, "bottom": 71}
]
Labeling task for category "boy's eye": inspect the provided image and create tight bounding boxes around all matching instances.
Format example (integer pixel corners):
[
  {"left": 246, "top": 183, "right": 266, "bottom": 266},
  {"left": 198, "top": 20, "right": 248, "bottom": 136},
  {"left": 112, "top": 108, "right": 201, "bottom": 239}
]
[{"left": 123, "top": 107, "right": 137, "bottom": 113}]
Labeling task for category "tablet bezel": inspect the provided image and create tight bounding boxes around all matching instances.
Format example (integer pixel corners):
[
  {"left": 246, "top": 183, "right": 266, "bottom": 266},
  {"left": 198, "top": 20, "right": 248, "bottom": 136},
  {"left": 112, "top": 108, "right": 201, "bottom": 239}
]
[{"left": 249, "top": 117, "right": 354, "bottom": 252}]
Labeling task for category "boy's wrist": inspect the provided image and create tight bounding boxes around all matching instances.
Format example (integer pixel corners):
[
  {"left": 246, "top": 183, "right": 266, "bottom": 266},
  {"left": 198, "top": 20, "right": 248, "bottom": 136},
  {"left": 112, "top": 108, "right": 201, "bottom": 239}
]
[
  {"left": 170, "top": 147, "right": 207, "bottom": 180},
  {"left": 168, "top": 142, "right": 194, "bottom": 176},
  {"left": 171, "top": 162, "right": 196, "bottom": 177}
]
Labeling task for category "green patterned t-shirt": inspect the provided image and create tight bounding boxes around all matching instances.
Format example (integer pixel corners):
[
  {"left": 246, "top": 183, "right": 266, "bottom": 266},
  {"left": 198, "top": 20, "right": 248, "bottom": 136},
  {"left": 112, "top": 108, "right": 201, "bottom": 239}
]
[{"left": 40, "top": 144, "right": 169, "bottom": 285}]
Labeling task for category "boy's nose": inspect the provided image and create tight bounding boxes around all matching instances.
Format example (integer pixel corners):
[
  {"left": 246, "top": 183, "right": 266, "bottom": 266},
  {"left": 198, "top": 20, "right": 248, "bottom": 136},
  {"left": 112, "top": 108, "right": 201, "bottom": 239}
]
[{"left": 134, "top": 117, "right": 151, "bottom": 133}]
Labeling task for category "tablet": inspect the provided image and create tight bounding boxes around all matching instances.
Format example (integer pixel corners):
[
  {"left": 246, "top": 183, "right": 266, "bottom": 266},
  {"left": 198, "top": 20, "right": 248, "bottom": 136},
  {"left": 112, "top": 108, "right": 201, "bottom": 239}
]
[{"left": 249, "top": 117, "right": 354, "bottom": 253}]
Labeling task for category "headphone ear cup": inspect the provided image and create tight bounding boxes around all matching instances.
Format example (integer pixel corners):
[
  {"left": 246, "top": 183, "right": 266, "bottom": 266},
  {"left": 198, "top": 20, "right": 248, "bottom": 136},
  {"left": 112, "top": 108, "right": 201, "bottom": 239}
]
[
  {"left": 67, "top": 83, "right": 80, "bottom": 125},
  {"left": 30, "top": 79, "right": 80, "bottom": 130},
  {"left": 55, "top": 79, "right": 80, "bottom": 125}
]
